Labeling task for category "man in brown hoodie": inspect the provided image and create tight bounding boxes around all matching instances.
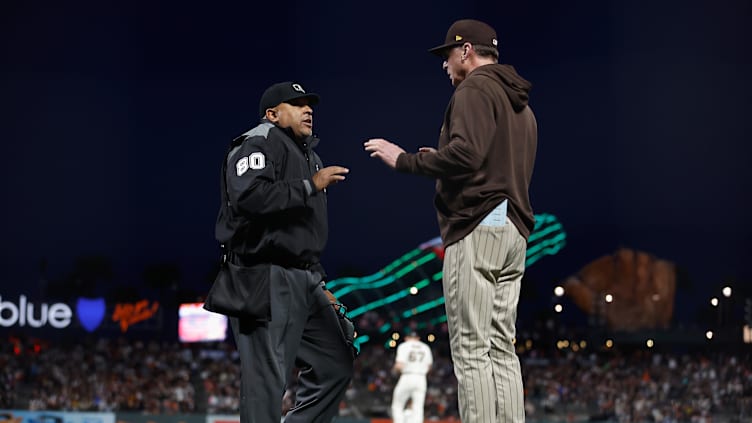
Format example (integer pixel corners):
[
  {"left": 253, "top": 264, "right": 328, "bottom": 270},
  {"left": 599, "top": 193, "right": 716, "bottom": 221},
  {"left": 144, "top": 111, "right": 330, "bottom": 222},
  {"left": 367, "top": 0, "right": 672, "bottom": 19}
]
[{"left": 364, "top": 19, "right": 537, "bottom": 423}]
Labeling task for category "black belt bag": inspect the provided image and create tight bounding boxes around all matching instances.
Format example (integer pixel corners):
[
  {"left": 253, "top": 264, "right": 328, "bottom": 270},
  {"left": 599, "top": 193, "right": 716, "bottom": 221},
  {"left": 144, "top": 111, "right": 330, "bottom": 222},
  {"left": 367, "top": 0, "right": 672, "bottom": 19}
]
[
  {"left": 203, "top": 260, "right": 271, "bottom": 321},
  {"left": 229, "top": 252, "right": 318, "bottom": 271}
]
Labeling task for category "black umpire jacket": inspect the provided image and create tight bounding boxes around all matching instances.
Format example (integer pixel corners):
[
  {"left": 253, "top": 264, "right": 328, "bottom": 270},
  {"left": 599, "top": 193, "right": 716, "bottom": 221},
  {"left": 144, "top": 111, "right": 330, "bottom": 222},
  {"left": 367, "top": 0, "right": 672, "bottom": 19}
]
[{"left": 215, "top": 120, "right": 328, "bottom": 278}]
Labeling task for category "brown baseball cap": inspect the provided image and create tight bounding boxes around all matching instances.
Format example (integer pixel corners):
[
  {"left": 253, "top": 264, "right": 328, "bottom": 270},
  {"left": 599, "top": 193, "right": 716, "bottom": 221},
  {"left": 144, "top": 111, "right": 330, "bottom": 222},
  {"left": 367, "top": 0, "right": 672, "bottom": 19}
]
[{"left": 428, "top": 19, "right": 498, "bottom": 56}]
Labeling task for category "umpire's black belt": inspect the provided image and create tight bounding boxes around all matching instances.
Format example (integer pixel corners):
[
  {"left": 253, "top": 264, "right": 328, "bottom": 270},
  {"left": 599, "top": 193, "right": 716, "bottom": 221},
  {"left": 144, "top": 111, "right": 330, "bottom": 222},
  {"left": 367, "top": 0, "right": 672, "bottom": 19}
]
[{"left": 227, "top": 252, "right": 318, "bottom": 271}]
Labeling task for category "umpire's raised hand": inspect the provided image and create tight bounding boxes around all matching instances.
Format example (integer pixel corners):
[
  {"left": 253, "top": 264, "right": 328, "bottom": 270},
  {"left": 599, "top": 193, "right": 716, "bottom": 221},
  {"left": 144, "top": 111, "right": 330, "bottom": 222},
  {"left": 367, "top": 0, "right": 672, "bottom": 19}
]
[{"left": 312, "top": 166, "right": 349, "bottom": 191}]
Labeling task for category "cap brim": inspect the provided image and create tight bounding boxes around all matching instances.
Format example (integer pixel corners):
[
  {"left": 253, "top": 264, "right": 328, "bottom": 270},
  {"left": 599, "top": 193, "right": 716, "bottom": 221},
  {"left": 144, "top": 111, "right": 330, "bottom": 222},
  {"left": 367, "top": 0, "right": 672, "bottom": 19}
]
[{"left": 428, "top": 42, "right": 461, "bottom": 56}]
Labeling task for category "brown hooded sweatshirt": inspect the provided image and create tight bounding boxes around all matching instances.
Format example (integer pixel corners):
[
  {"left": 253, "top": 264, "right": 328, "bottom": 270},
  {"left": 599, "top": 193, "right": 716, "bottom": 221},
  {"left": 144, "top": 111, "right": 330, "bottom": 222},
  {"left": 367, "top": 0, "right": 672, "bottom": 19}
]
[{"left": 396, "top": 64, "right": 537, "bottom": 246}]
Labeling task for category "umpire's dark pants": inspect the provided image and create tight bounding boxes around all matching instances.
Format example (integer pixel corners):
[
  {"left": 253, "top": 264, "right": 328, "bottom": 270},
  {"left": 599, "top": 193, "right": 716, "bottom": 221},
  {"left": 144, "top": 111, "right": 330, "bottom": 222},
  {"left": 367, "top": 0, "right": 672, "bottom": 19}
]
[{"left": 230, "top": 265, "right": 354, "bottom": 423}]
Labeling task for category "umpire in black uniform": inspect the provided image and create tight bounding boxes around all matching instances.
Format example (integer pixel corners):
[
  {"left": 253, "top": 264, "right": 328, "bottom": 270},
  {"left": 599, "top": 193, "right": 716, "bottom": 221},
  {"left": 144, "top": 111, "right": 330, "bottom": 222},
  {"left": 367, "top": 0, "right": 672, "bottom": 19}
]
[{"left": 214, "top": 81, "right": 353, "bottom": 423}]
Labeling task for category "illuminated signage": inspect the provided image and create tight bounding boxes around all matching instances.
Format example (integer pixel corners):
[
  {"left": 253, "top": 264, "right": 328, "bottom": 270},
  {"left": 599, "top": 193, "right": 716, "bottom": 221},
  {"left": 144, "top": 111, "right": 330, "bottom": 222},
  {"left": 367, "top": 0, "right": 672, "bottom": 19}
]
[
  {"left": 77, "top": 297, "right": 106, "bottom": 332},
  {"left": 0, "top": 295, "right": 161, "bottom": 332},
  {"left": 178, "top": 302, "right": 227, "bottom": 343},
  {"left": 112, "top": 300, "right": 159, "bottom": 332},
  {"left": 0, "top": 295, "right": 72, "bottom": 328}
]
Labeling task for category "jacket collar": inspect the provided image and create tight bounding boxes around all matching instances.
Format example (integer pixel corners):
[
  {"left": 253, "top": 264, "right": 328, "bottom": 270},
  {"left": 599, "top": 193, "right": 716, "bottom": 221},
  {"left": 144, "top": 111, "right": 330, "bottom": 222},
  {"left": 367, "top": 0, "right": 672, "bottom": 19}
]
[{"left": 262, "top": 119, "right": 319, "bottom": 150}]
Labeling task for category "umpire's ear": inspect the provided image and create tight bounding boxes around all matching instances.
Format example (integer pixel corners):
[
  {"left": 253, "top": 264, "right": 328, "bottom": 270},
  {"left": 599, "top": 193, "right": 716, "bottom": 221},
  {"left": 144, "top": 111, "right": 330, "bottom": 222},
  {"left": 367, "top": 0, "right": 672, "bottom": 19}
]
[{"left": 265, "top": 107, "right": 279, "bottom": 123}]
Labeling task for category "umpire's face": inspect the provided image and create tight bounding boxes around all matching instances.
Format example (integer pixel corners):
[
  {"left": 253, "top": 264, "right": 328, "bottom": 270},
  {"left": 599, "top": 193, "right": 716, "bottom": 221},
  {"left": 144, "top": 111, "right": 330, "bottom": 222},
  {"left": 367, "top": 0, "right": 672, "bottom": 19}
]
[{"left": 267, "top": 98, "right": 314, "bottom": 139}]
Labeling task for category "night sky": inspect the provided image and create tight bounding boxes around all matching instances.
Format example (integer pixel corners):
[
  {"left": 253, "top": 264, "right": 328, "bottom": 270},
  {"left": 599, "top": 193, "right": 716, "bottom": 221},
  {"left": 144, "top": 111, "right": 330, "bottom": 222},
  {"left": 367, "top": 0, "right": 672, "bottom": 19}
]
[{"left": 2, "top": 0, "right": 750, "bottom": 326}]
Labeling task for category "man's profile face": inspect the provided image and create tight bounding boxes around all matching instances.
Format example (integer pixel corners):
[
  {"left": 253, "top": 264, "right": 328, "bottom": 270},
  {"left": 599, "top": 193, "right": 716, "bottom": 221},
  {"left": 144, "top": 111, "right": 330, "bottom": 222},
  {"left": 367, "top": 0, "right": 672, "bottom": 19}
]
[
  {"left": 268, "top": 97, "right": 314, "bottom": 139},
  {"left": 441, "top": 45, "right": 466, "bottom": 87}
]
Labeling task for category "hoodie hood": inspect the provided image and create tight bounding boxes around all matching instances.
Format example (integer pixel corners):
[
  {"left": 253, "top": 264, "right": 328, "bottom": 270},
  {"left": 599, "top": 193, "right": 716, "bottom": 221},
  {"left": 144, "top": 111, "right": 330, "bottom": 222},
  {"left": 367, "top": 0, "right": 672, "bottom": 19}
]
[{"left": 471, "top": 64, "right": 532, "bottom": 112}]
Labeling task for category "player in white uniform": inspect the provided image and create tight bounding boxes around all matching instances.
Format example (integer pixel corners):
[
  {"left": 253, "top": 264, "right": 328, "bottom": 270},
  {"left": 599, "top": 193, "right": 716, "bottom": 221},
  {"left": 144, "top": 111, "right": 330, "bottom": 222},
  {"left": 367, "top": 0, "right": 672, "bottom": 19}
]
[{"left": 391, "top": 332, "right": 434, "bottom": 423}]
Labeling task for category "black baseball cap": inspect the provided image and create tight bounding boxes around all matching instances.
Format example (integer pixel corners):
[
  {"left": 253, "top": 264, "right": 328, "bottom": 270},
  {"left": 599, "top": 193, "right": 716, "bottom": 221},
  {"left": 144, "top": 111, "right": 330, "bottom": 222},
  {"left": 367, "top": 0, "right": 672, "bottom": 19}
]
[
  {"left": 428, "top": 19, "right": 498, "bottom": 56},
  {"left": 259, "top": 81, "right": 320, "bottom": 118}
]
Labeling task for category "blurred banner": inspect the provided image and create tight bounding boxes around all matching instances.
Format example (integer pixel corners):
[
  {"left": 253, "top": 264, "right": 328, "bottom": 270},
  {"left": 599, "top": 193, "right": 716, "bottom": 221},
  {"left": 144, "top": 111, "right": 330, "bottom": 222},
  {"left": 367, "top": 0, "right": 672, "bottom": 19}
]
[
  {"left": 116, "top": 413, "right": 203, "bottom": 423},
  {"left": 205, "top": 415, "right": 238, "bottom": 423},
  {"left": 0, "top": 410, "right": 115, "bottom": 423},
  {"left": 0, "top": 410, "right": 584, "bottom": 423}
]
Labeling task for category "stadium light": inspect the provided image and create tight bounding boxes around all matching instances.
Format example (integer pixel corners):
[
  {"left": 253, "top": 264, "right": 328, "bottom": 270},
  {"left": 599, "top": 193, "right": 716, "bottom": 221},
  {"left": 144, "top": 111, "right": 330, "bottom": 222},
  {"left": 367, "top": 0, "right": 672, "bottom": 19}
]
[
  {"left": 722, "top": 286, "right": 732, "bottom": 298},
  {"left": 646, "top": 339, "right": 655, "bottom": 348},
  {"left": 605, "top": 339, "right": 613, "bottom": 349},
  {"left": 554, "top": 286, "right": 565, "bottom": 297},
  {"left": 391, "top": 332, "right": 400, "bottom": 340},
  {"left": 409, "top": 286, "right": 419, "bottom": 295},
  {"left": 554, "top": 304, "right": 563, "bottom": 313},
  {"left": 711, "top": 297, "right": 719, "bottom": 307},
  {"left": 605, "top": 294, "right": 613, "bottom": 303},
  {"left": 705, "top": 330, "right": 713, "bottom": 340},
  {"left": 427, "top": 334, "right": 435, "bottom": 342}
]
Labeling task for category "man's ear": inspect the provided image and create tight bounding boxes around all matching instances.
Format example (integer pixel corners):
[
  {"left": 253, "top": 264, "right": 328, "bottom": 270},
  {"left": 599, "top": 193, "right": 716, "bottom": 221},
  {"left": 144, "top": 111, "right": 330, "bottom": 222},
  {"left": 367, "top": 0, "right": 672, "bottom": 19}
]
[{"left": 265, "top": 108, "right": 278, "bottom": 123}]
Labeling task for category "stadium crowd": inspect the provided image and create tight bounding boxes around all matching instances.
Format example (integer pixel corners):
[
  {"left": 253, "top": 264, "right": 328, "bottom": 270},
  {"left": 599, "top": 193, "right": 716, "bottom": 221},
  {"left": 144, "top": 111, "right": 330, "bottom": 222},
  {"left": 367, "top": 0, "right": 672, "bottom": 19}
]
[{"left": 1, "top": 333, "right": 751, "bottom": 422}]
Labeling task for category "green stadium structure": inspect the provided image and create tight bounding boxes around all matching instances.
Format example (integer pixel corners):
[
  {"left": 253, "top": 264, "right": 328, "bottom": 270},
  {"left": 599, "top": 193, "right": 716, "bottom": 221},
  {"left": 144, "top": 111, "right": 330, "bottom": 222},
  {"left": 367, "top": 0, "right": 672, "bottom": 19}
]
[{"left": 326, "top": 213, "right": 566, "bottom": 349}]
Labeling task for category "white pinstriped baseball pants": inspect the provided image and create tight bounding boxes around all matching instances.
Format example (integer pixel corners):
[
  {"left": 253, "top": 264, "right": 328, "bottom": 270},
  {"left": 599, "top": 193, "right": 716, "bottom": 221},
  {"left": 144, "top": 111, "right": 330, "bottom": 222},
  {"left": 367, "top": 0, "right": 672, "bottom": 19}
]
[{"left": 443, "top": 221, "right": 526, "bottom": 423}]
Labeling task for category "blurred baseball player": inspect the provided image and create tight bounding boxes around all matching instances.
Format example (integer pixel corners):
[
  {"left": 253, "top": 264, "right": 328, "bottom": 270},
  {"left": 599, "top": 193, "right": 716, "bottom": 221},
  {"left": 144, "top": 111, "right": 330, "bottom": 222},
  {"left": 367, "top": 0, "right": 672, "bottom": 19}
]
[{"left": 391, "top": 332, "right": 433, "bottom": 423}]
